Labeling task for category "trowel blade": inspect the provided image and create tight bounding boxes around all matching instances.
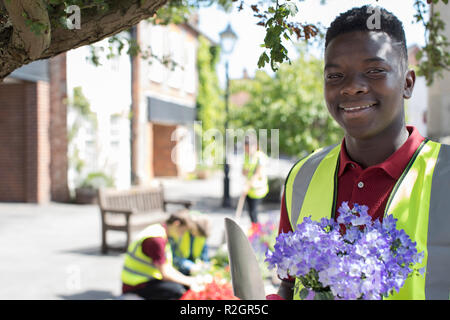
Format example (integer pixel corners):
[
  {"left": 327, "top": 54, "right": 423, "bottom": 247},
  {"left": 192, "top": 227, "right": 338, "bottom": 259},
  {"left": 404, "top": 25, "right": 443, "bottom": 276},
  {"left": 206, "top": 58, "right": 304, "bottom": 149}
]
[{"left": 224, "top": 217, "right": 266, "bottom": 300}]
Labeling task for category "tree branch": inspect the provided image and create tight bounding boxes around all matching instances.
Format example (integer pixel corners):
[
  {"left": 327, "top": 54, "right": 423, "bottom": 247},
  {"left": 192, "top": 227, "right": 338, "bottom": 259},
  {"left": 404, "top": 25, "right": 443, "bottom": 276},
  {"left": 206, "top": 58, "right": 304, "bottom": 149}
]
[
  {"left": 0, "top": 0, "right": 168, "bottom": 80},
  {"left": 3, "top": 0, "right": 50, "bottom": 60}
]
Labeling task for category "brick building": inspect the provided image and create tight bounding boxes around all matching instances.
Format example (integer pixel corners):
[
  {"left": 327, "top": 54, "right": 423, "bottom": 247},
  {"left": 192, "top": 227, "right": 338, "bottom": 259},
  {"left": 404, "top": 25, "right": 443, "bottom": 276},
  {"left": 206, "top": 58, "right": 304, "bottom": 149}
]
[
  {"left": 0, "top": 56, "right": 70, "bottom": 203},
  {"left": 0, "top": 18, "right": 211, "bottom": 202}
]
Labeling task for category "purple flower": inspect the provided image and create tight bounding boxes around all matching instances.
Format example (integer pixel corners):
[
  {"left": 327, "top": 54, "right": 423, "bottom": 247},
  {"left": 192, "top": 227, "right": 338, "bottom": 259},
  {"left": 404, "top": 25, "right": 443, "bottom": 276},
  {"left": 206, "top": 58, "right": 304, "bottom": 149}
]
[{"left": 265, "top": 202, "right": 425, "bottom": 300}]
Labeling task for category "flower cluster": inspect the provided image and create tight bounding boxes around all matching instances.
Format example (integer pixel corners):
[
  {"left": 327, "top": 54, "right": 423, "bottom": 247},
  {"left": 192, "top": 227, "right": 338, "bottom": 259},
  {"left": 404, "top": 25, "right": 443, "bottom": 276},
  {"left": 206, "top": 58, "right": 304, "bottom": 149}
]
[
  {"left": 265, "top": 202, "right": 425, "bottom": 300},
  {"left": 180, "top": 278, "right": 239, "bottom": 300},
  {"left": 247, "top": 217, "right": 278, "bottom": 256}
]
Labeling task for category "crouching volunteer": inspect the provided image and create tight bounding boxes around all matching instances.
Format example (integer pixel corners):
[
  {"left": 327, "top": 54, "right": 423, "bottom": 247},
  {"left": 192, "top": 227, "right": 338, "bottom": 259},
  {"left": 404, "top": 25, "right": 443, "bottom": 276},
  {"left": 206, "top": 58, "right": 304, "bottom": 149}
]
[
  {"left": 121, "top": 211, "right": 200, "bottom": 299},
  {"left": 170, "top": 210, "right": 211, "bottom": 275}
]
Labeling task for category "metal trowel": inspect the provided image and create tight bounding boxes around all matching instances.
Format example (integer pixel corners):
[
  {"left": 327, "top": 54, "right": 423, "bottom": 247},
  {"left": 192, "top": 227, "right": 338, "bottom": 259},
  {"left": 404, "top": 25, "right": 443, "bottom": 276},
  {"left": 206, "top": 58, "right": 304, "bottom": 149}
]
[{"left": 224, "top": 217, "right": 266, "bottom": 300}]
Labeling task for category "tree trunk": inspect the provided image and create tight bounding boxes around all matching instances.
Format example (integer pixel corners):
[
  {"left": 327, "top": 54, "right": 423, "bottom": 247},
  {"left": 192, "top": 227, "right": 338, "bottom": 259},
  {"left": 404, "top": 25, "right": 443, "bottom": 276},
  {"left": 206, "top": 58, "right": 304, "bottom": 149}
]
[{"left": 0, "top": 0, "right": 168, "bottom": 80}]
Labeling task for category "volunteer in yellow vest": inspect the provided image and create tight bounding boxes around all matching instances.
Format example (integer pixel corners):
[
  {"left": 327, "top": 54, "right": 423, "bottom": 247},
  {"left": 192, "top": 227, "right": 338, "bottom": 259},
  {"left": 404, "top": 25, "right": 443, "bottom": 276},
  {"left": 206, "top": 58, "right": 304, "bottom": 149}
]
[
  {"left": 242, "top": 136, "right": 269, "bottom": 223},
  {"left": 170, "top": 210, "right": 211, "bottom": 275},
  {"left": 121, "top": 211, "right": 200, "bottom": 300},
  {"left": 276, "top": 6, "right": 450, "bottom": 300}
]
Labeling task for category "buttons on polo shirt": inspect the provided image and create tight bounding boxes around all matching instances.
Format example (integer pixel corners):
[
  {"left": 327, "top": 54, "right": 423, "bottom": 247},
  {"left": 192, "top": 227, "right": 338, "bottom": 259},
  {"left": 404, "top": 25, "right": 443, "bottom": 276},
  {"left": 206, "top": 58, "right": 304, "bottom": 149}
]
[{"left": 357, "top": 181, "right": 364, "bottom": 189}]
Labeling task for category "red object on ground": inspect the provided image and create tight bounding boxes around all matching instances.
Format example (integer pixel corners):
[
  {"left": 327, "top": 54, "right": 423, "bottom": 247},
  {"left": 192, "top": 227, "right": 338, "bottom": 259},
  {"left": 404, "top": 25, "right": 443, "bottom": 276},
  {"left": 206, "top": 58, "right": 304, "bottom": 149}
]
[{"left": 180, "top": 280, "right": 240, "bottom": 300}]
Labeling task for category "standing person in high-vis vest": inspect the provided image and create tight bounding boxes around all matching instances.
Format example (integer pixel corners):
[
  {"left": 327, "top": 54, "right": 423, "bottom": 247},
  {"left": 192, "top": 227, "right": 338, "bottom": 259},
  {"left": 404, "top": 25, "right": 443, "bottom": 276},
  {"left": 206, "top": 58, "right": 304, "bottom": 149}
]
[
  {"left": 275, "top": 5, "right": 450, "bottom": 300},
  {"left": 121, "top": 211, "right": 200, "bottom": 300},
  {"left": 242, "top": 136, "right": 269, "bottom": 223}
]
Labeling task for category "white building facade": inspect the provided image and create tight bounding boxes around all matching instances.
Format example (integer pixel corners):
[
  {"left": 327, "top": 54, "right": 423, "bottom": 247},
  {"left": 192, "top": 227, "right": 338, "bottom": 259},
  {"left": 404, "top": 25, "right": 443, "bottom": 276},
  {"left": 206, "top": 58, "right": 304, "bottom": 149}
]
[
  {"left": 66, "top": 20, "right": 207, "bottom": 192},
  {"left": 67, "top": 34, "right": 132, "bottom": 191}
]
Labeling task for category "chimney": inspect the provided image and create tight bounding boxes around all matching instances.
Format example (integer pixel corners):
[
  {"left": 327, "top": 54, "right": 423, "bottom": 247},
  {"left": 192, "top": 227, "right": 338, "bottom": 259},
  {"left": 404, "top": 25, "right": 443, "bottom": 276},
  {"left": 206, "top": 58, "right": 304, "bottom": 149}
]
[{"left": 243, "top": 68, "right": 249, "bottom": 79}]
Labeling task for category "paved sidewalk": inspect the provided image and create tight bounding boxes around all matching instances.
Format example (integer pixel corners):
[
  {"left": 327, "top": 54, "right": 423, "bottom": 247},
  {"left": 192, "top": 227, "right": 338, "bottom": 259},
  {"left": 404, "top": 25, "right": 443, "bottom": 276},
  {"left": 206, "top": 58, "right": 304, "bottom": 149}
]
[{"left": 0, "top": 166, "right": 287, "bottom": 300}]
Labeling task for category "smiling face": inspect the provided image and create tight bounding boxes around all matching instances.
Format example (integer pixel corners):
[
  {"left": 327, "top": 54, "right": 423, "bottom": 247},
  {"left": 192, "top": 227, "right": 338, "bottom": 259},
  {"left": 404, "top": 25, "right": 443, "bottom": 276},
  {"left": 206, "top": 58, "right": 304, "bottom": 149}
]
[{"left": 324, "top": 31, "right": 415, "bottom": 141}]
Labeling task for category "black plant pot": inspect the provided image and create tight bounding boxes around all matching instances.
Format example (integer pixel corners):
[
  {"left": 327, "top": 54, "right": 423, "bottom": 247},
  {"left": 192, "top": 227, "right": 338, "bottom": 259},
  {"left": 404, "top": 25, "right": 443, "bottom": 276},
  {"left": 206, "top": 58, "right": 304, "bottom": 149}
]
[{"left": 75, "top": 187, "right": 98, "bottom": 204}]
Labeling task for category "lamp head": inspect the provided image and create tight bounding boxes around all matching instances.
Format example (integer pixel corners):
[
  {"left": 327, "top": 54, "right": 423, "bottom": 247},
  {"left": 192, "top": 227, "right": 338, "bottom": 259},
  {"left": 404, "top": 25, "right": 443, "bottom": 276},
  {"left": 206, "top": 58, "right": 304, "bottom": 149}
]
[{"left": 220, "top": 23, "right": 238, "bottom": 55}]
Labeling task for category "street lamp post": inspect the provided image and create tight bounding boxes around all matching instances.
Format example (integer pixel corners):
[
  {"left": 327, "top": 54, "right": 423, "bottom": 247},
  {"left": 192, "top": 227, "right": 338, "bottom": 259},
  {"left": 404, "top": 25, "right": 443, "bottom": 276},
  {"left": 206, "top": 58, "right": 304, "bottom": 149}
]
[{"left": 220, "top": 23, "right": 237, "bottom": 208}]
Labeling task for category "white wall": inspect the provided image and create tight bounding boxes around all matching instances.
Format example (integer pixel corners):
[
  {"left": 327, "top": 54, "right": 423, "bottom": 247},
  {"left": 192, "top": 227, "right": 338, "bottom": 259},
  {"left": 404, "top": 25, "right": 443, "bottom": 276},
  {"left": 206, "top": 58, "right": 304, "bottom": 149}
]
[
  {"left": 66, "top": 35, "right": 132, "bottom": 191},
  {"left": 140, "top": 21, "right": 198, "bottom": 179},
  {"left": 406, "top": 75, "right": 428, "bottom": 137}
]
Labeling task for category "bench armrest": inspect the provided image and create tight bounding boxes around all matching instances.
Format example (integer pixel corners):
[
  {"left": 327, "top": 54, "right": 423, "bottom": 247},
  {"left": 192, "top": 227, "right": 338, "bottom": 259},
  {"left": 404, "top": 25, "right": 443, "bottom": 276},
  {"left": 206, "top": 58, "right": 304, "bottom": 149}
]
[{"left": 163, "top": 199, "right": 193, "bottom": 209}]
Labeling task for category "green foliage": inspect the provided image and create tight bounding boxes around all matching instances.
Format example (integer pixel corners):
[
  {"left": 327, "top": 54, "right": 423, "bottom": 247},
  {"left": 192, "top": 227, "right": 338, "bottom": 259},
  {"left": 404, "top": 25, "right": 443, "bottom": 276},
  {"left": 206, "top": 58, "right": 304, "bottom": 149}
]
[
  {"left": 67, "top": 86, "right": 96, "bottom": 145},
  {"left": 196, "top": 35, "right": 224, "bottom": 161},
  {"left": 414, "top": 0, "right": 450, "bottom": 85},
  {"left": 21, "top": 11, "right": 49, "bottom": 36},
  {"left": 69, "top": 86, "right": 92, "bottom": 117},
  {"left": 46, "top": 0, "right": 110, "bottom": 12},
  {"left": 151, "top": 0, "right": 196, "bottom": 25},
  {"left": 253, "top": 1, "right": 320, "bottom": 71},
  {"left": 45, "top": 0, "right": 110, "bottom": 30},
  {"left": 79, "top": 171, "right": 115, "bottom": 189},
  {"left": 149, "top": 0, "right": 234, "bottom": 27},
  {"left": 208, "top": 244, "right": 231, "bottom": 281},
  {"left": 66, "top": 87, "right": 98, "bottom": 187},
  {"left": 13, "top": 0, "right": 446, "bottom": 86},
  {"left": 231, "top": 48, "right": 343, "bottom": 158}
]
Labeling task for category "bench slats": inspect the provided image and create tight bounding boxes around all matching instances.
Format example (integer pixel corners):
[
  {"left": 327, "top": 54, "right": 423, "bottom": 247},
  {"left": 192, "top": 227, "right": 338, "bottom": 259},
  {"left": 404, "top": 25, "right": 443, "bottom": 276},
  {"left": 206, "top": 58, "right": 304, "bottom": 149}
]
[{"left": 98, "top": 185, "right": 191, "bottom": 254}]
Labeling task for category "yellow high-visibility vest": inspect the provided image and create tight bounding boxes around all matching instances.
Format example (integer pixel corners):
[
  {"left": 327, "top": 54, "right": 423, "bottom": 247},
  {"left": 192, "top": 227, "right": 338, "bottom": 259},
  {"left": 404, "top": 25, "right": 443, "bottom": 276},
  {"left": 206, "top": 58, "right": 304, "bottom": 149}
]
[
  {"left": 284, "top": 140, "right": 450, "bottom": 299},
  {"left": 174, "top": 231, "right": 207, "bottom": 261},
  {"left": 244, "top": 150, "right": 269, "bottom": 199},
  {"left": 121, "top": 224, "right": 172, "bottom": 287}
]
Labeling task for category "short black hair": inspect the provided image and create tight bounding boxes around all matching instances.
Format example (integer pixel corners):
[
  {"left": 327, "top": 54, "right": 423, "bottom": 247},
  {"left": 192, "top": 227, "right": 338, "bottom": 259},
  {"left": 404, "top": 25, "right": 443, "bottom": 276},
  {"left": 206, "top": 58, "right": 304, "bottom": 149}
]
[{"left": 325, "top": 5, "right": 407, "bottom": 64}]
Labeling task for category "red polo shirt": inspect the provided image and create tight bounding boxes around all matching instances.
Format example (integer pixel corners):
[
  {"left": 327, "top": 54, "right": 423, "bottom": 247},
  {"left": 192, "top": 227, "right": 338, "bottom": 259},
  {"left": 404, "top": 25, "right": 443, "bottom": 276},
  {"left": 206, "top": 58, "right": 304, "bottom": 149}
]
[
  {"left": 122, "top": 236, "right": 167, "bottom": 294},
  {"left": 278, "top": 126, "right": 425, "bottom": 234},
  {"left": 277, "top": 126, "right": 425, "bottom": 283}
]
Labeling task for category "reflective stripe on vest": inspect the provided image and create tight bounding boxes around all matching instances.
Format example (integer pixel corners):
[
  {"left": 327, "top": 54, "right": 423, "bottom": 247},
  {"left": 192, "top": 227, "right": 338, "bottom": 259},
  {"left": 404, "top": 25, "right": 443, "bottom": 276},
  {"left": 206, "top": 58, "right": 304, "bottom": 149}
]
[
  {"left": 121, "top": 224, "right": 172, "bottom": 286},
  {"left": 284, "top": 140, "right": 450, "bottom": 300}
]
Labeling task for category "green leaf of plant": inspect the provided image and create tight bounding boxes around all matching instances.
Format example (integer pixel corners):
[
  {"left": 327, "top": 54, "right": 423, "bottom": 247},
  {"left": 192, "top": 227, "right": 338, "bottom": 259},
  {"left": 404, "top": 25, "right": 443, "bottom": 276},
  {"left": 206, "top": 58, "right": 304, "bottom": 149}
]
[
  {"left": 299, "top": 288, "right": 310, "bottom": 300},
  {"left": 257, "top": 52, "right": 270, "bottom": 68}
]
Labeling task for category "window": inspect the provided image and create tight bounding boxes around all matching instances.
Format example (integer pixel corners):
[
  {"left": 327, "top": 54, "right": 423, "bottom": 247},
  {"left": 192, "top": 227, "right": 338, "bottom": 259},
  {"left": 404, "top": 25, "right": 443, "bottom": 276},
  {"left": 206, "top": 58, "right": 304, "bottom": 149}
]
[
  {"left": 148, "top": 25, "right": 166, "bottom": 83},
  {"left": 167, "top": 30, "right": 183, "bottom": 89},
  {"left": 110, "top": 114, "right": 121, "bottom": 136},
  {"left": 183, "top": 41, "right": 196, "bottom": 94}
]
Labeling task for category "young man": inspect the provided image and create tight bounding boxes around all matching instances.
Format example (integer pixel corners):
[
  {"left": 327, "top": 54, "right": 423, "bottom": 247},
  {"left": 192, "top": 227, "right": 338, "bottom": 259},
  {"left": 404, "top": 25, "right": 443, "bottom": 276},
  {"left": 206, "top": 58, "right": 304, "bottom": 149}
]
[
  {"left": 121, "top": 211, "right": 199, "bottom": 299},
  {"left": 277, "top": 5, "right": 450, "bottom": 300}
]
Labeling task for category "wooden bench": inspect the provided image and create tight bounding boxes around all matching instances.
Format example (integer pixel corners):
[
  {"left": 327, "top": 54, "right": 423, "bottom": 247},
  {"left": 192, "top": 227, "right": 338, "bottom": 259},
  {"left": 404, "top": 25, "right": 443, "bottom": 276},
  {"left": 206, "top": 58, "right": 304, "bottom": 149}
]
[{"left": 98, "top": 184, "right": 193, "bottom": 253}]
